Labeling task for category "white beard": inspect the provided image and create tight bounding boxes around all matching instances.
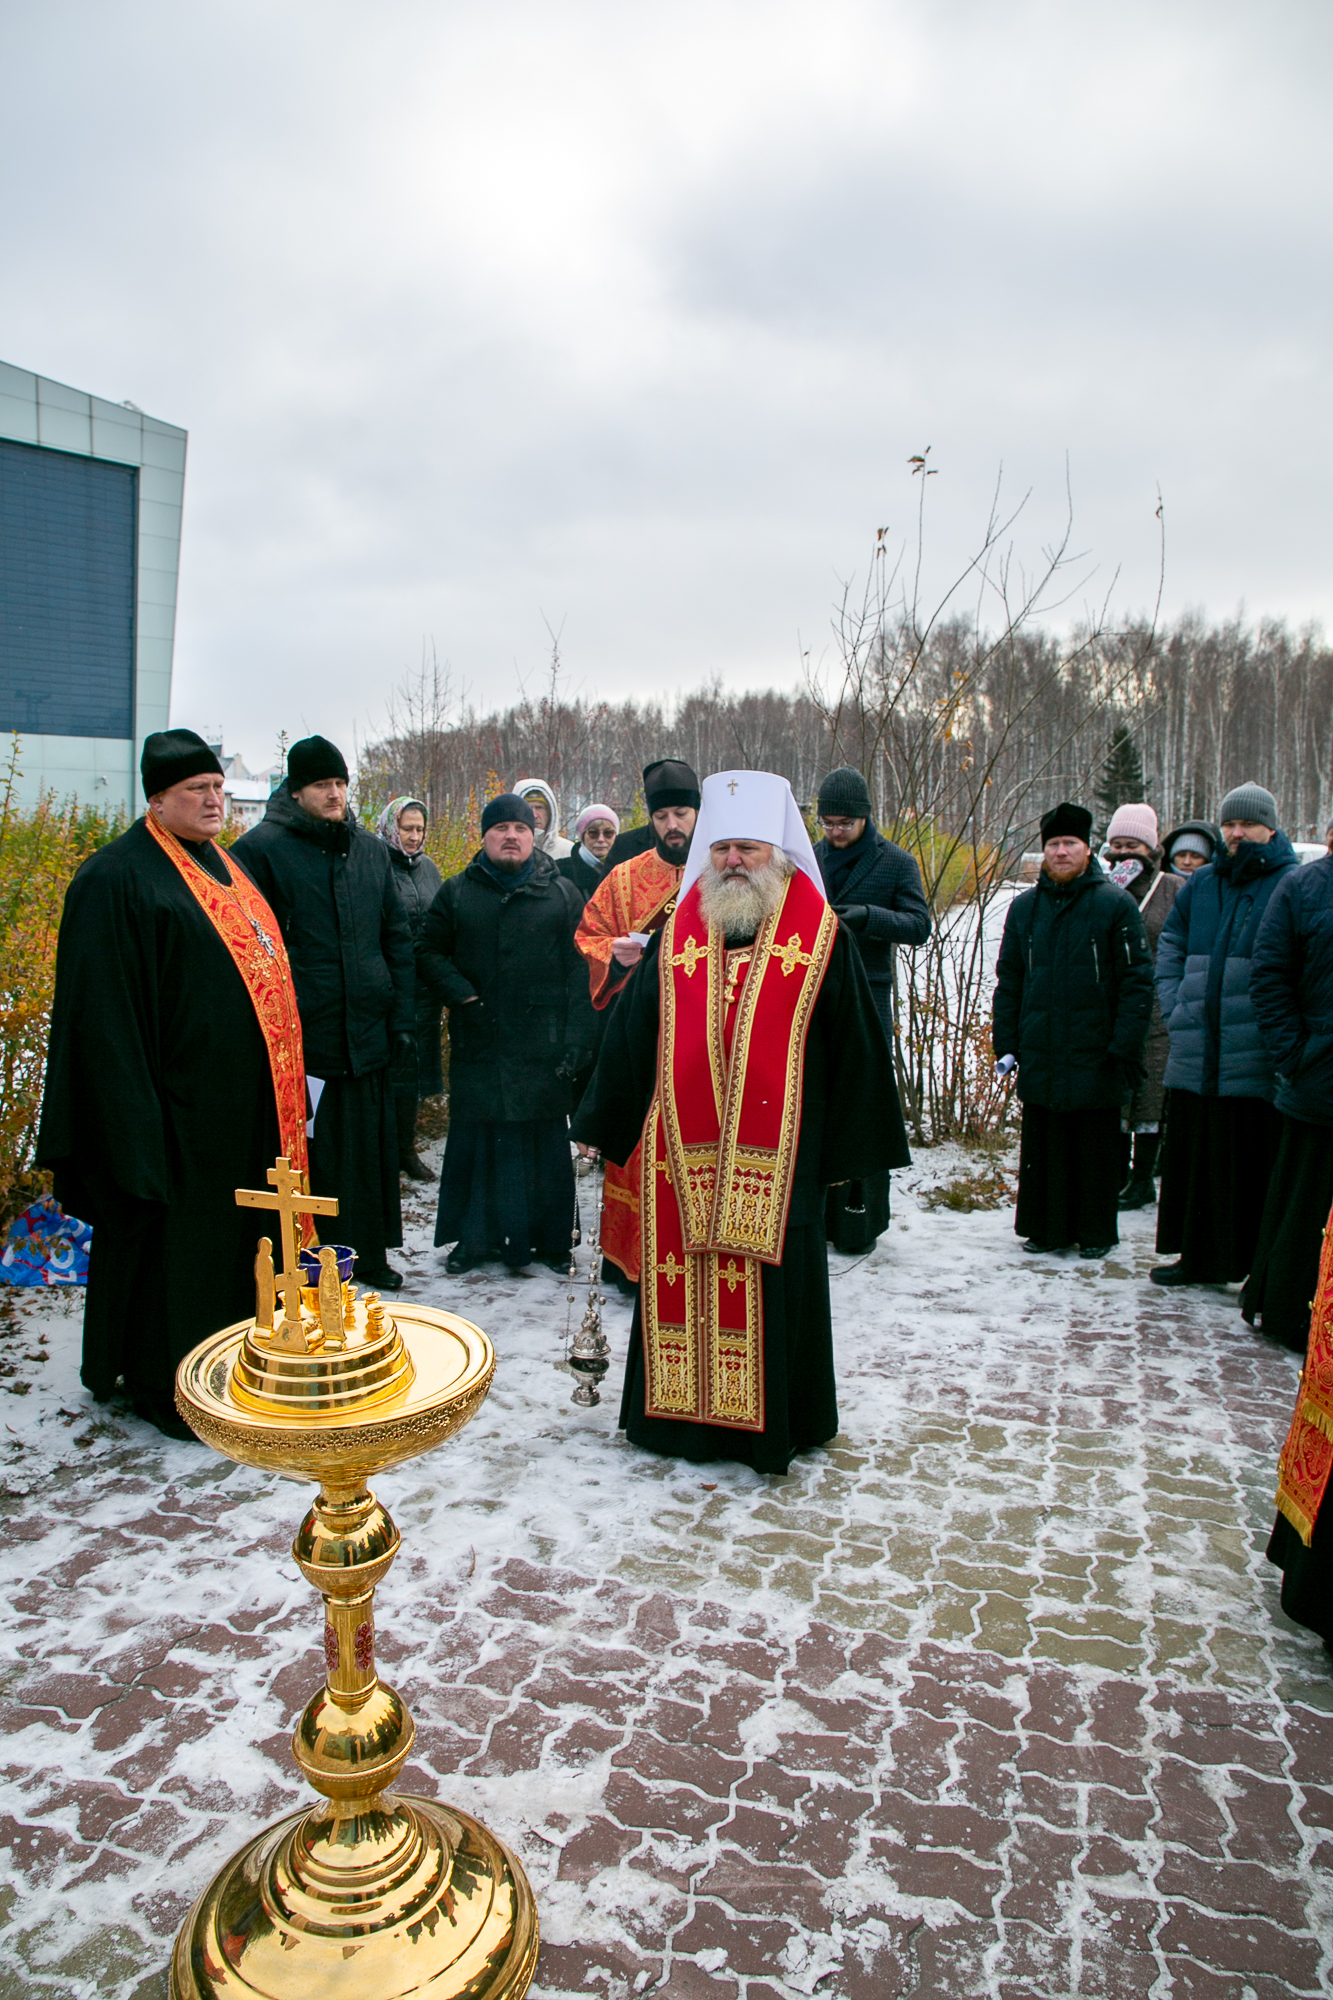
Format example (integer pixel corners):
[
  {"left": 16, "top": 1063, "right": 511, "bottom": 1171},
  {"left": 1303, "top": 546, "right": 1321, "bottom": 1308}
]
[{"left": 697, "top": 854, "right": 794, "bottom": 939}]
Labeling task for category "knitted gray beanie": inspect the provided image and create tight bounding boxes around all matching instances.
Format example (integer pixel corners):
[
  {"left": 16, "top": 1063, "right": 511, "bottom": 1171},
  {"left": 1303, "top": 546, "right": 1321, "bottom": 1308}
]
[
  {"left": 1218, "top": 782, "right": 1278, "bottom": 830},
  {"left": 817, "top": 766, "right": 873, "bottom": 818}
]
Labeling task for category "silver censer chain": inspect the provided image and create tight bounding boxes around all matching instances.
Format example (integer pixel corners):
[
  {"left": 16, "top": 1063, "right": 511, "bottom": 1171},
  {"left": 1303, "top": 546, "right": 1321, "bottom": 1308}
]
[{"left": 566, "top": 1156, "right": 611, "bottom": 1406}]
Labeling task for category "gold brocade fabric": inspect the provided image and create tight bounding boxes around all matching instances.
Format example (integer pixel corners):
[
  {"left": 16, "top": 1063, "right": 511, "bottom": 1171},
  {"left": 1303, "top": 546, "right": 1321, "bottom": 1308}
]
[
  {"left": 1275, "top": 1203, "right": 1333, "bottom": 1545},
  {"left": 146, "top": 813, "right": 313, "bottom": 1226},
  {"left": 640, "top": 872, "right": 835, "bottom": 1431}
]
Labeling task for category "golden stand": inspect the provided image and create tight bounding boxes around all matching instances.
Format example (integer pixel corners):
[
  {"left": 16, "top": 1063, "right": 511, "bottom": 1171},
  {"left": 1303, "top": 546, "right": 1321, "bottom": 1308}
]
[{"left": 169, "top": 1160, "right": 538, "bottom": 1999}]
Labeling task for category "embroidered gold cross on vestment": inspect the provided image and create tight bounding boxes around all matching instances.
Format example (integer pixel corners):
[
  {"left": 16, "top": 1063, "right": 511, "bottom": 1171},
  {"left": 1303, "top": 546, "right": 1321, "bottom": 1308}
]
[
  {"left": 657, "top": 1252, "right": 684, "bottom": 1286},
  {"left": 670, "top": 936, "right": 708, "bottom": 977},
  {"left": 769, "top": 933, "right": 815, "bottom": 976}
]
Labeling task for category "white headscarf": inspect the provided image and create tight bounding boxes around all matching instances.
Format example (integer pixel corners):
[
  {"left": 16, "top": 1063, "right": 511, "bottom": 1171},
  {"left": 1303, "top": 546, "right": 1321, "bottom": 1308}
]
[{"left": 679, "top": 771, "right": 826, "bottom": 904}]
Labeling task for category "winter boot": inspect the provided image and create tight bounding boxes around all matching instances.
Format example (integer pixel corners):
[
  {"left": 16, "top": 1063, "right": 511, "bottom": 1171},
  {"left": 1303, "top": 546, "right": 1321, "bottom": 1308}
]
[
  {"left": 1117, "top": 1131, "right": 1160, "bottom": 1210},
  {"left": 395, "top": 1092, "right": 436, "bottom": 1182}
]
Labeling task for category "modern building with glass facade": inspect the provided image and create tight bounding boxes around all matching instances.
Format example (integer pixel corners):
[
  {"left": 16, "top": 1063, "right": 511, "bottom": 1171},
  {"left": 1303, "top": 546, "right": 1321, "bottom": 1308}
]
[{"left": 0, "top": 360, "right": 186, "bottom": 817}]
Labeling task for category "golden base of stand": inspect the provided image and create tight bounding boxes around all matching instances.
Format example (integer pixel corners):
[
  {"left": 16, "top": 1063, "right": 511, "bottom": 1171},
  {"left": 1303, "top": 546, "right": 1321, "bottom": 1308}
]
[{"left": 168, "top": 1791, "right": 539, "bottom": 1999}]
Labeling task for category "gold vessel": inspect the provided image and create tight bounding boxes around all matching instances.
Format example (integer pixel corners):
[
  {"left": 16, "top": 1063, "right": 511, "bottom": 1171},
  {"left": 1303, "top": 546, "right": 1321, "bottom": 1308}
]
[{"left": 169, "top": 1159, "right": 539, "bottom": 1999}]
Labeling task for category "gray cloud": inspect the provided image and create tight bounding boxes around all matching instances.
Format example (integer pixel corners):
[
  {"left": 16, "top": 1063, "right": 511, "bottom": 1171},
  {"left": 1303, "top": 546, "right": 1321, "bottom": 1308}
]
[{"left": 1, "top": 0, "right": 1327, "bottom": 771}]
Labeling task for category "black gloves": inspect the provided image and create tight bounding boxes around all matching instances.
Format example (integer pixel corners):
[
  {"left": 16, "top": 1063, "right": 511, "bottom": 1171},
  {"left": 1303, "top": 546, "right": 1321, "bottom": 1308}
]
[
  {"left": 390, "top": 1030, "right": 417, "bottom": 1091},
  {"left": 1113, "top": 1055, "right": 1146, "bottom": 1095},
  {"left": 837, "top": 904, "right": 870, "bottom": 933}
]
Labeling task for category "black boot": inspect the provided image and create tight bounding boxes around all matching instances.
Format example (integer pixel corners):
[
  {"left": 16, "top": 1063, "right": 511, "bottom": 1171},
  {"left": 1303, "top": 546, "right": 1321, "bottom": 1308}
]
[
  {"left": 395, "top": 1092, "right": 436, "bottom": 1182},
  {"left": 1118, "top": 1131, "right": 1160, "bottom": 1210}
]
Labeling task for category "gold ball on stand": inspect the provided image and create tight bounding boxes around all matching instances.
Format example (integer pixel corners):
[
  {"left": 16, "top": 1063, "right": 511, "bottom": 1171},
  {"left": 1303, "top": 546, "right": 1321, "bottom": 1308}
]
[{"left": 169, "top": 1217, "right": 538, "bottom": 2000}]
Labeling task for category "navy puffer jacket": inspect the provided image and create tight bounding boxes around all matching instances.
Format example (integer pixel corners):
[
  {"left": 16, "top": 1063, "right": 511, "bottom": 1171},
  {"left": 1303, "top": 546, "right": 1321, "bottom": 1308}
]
[
  {"left": 1250, "top": 853, "right": 1333, "bottom": 1126},
  {"left": 992, "top": 859, "right": 1153, "bottom": 1111},
  {"left": 1155, "top": 832, "right": 1299, "bottom": 1099}
]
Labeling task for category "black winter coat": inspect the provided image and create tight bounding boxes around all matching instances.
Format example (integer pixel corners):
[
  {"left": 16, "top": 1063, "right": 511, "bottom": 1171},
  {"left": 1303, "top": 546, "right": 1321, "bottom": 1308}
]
[
  {"left": 232, "top": 790, "right": 415, "bottom": 1078},
  {"left": 558, "top": 848, "right": 602, "bottom": 900},
  {"left": 993, "top": 859, "right": 1154, "bottom": 1111},
  {"left": 813, "top": 827, "right": 931, "bottom": 1027},
  {"left": 1156, "top": 833, "right": 1299, "bottom": 1100},
  {"left": 416, "top": 850, "right": 597, "bottom": 1123},
  {"left": 1250, "top": 853, "right": 1333, "bottom": 1126}
]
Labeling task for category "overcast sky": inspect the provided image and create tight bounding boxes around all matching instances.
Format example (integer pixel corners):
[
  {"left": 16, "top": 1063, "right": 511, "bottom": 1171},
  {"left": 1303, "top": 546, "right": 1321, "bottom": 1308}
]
[{"left": 2, "top": 1, "right": 1329, "bottom": 772}]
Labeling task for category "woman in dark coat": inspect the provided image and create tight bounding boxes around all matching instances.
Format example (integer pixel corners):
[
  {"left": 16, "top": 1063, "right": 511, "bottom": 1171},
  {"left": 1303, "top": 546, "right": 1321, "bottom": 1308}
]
[
  {"left": 1103, "top": 804, "right": 1181, "bottom": 1207},
  {"left": 1243, "top": 850, "right": 1333, "bottom": 1347},
  {"left": 813, "top": 766, "right": 931, "bottom": 1250},
  {"left": 557, "top": 803, "right": 620, "bottom": 900},
  {"left": 376, "top": 796, "right": 445, "bottom": 1181},
  {"left": 1152, "top": 783, "right": 1299, "bottom": 1287}
]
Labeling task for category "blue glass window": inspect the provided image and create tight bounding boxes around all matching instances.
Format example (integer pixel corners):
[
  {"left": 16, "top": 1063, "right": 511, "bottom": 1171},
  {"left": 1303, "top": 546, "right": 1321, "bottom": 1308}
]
[{"left": 0, "top": 437, "right": 137, "bottom": 740}]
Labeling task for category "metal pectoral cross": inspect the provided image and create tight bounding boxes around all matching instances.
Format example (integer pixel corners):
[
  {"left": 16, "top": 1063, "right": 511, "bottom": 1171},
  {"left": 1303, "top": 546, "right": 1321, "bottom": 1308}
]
[{"left": 236, "top": 1156, "right": 339, "bottom": 1335}]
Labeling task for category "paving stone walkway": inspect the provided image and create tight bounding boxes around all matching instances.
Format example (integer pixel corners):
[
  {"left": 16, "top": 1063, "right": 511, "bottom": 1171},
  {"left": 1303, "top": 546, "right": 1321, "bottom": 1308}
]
[{"left": 1, "top": 1152, "right": 1330, "bottom": 1998}]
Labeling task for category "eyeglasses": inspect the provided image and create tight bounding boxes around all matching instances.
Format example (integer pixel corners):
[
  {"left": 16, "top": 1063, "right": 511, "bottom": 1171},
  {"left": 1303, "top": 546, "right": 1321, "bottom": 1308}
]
[{"left": 818, "top": 817, "right": 859, "bottom": 831}]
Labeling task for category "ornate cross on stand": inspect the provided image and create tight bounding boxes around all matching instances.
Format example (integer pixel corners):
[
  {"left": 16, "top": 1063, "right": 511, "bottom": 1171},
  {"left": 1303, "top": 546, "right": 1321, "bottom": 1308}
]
[{"left": 235, "top": 1157, "right": 338, "bottom": 1348}]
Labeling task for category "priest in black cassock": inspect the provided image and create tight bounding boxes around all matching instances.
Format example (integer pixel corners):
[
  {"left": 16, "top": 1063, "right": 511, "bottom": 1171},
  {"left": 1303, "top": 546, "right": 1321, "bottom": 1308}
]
[
  {"left": 572, "top": 770, "right": 908, "bottom": 1474},
  {"left": 233, "top": 735, "right": 415, "bottom": 1291},
  {"left": 37, "top": 730, "right": 309, "bottom": 1439}
]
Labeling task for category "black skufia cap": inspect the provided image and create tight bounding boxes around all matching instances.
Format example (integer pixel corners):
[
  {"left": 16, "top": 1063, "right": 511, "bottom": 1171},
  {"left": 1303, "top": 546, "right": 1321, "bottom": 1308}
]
[
  {"left": 1039, "top": 801, "right": 1093, "bottom": 845},
  {"left": 481, "top": 792, "right": 537, "bottom": 833},
  {"left": 643, "top": 758, "right": 700, "bottom": 811},
  {"left": 140, "top": 728, "right": 223, "bottom": 798},
  {"left": 287, "top": 735, "right": 350, "bottom": 790}
]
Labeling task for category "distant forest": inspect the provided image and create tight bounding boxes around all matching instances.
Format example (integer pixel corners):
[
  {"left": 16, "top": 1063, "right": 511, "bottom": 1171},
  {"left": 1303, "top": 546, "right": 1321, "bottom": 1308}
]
[{"left": 361, "top": 612, "right": 1333, "bottom": 846}]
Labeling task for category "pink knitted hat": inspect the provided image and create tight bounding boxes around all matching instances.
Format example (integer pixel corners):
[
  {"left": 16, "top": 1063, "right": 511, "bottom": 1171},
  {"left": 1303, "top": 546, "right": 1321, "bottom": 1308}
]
[
  {"left": 1106, "top": 802, "right": 1158, "bottom": 847},
  {"left": 575, "top": 802, "right": 620, "bottom": 838}
]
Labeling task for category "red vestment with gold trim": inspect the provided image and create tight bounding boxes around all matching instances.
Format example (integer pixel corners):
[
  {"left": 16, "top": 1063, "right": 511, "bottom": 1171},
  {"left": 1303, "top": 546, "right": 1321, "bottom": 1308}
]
[
  {"left": 640, "top": 870, "right": 836, "bottom": 1430},
  {"left": 1275, "top": 1200, "right": 1333, "bottom": 1544},
  {"left": 147, "top": 813, "right": 312, "bottom": 1216},
  {"left": 575, "top": 848, "right": 682, "bottom": 1281}
]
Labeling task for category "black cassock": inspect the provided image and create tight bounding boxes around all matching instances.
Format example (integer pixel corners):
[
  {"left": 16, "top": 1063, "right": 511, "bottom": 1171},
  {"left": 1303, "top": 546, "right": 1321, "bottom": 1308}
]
[
  {"left": 37, "top": 820, "right": 280, "bottom": 1426},
  {"left": 572, "top": 923, "right": 909, "bottom": 1474}
]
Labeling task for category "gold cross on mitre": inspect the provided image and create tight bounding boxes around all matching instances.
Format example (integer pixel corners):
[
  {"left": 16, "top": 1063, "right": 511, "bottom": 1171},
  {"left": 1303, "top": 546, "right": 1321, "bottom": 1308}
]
[
  {"left": 769, "top": 932, "right": 815, "bottom": 976},
  {"left": 236, "top": 1157, "right": 338, "bottom": 1330},
  {"left": 669, "top": 935, "right": 708, "bottom": 977},
  {"left": 726, "top": 778, "right": 739, "bottom": 794}
]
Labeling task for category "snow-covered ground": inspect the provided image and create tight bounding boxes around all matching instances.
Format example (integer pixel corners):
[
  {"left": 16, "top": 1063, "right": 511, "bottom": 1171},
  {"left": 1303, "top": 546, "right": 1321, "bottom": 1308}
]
[{"left": 1, "top": 1141, "right": 1330, "bottom": 1999}]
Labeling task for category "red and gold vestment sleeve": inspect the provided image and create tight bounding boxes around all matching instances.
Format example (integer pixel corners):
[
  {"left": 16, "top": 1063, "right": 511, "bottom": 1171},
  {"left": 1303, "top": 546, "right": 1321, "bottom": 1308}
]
[
  {"left": 1276, "top": 1204, "right": 1333, "bottom": 1544},
  {"left": 574, "top": 871, "right": 630, "bottom": 1009}
]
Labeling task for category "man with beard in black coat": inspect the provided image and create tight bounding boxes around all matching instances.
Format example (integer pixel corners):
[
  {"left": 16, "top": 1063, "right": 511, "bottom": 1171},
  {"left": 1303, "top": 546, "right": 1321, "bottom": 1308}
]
[
  {"left": 993, "top": 801, "right": 1153, "bottom": 1258},
  {"left": 813, "top": 765, "right": 930, "bottom": 1249},
  {"left": 233, "top": 735, "right": 415, "bottom": 1291},
  {"left": 418, "top": 793, "right": 596, "bottom": 1274}
]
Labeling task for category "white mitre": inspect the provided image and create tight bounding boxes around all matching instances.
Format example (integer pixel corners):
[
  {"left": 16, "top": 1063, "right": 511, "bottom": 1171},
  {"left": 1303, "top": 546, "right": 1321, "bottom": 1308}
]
[{"left": 679, "top": 770, "right": 826, "bottom": 904}]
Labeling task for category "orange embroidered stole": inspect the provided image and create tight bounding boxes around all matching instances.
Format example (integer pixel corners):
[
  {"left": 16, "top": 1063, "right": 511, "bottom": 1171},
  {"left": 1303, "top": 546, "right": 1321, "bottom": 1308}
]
[
  {"left": 576, "top": 848, "right": 682, "bottom": 1281},
  {"left": 641, "top": 871, "right": 835, "bottom": 1430},
  {"left": 146, "top": 814, "right": 311, "bottom": 1200},
  {"left": 1275, "top": 1200, "right": 1333, "bottom": 1543}
]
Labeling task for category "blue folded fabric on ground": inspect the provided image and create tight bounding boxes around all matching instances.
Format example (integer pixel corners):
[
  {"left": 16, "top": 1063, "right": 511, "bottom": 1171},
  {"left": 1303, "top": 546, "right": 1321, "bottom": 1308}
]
[{"left": 1, "top": 1196, "right": 92, "bottom": 1285}]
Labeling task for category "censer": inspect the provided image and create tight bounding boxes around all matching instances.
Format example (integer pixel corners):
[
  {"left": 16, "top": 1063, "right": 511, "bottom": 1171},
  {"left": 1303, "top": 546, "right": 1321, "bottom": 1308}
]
[
  {"left": 564, "top": 1156, "right": 612, "bottom": 1406},
  {"left": 170, "top": 1158, "right": 538, "bottom": 1999}
]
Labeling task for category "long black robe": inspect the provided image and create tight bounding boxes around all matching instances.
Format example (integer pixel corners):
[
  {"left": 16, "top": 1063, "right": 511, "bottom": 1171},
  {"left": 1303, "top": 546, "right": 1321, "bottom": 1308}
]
[
  {"left": 571, "top": 923, "right": 909, "bottom": 1473},
  {"left": 36, "top": 819, "right": 281, "bottom": 1415}
]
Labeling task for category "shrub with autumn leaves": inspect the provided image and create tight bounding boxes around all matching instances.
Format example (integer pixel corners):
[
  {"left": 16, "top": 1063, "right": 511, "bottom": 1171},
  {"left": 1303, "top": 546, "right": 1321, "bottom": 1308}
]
[{"left": 0, "top": 741, "right": 125, "bottom": 1228}]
